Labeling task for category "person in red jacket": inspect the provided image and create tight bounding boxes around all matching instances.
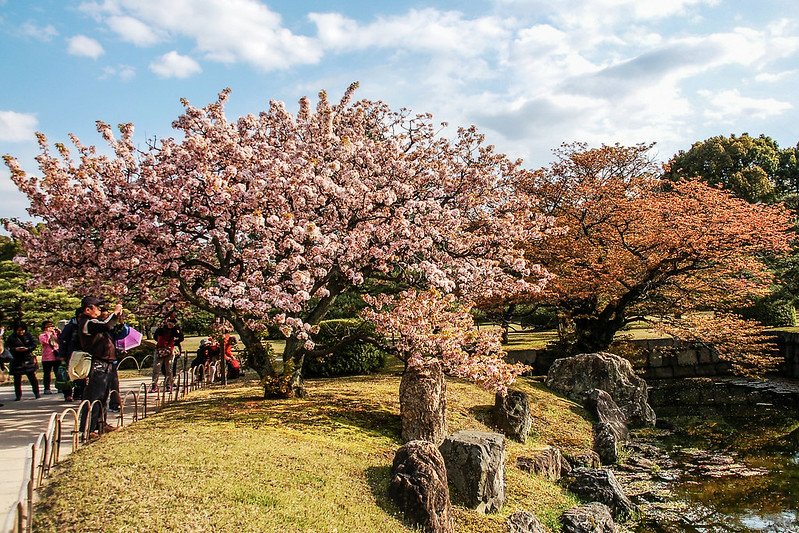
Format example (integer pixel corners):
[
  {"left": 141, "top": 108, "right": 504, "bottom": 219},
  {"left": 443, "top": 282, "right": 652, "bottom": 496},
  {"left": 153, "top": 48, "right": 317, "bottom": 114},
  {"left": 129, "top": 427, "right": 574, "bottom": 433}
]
[
  {"left": 150, "top": 315, "right": 184, "bottom": 392},
  {"left": 222, "top": 334, "right": 241, "bottom": 380}
]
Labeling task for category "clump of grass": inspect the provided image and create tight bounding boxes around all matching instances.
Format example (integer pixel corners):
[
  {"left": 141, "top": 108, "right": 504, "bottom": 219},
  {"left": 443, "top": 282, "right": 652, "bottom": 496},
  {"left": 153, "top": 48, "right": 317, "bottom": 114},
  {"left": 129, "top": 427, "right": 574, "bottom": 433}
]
[{"left": 34, "top": 366, "right": 592, "bottom": 532}]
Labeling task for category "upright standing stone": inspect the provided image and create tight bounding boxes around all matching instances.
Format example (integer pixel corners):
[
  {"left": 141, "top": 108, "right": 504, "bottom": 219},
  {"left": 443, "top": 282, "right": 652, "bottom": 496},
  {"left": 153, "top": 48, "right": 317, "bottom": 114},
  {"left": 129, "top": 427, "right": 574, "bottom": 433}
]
[
  {"left": 400, "top": 360, "right": 447, "bottom": 445},
  {"left": 593, "top": 422, "right": 621, "bottom": 465},
  {"left": 439, "top": 430, "right": 506, "bottom": 513},
  {"left": 584, "top": 389, "right": 629, "bottom": 442},
  {"left": 494, "top": 389, "right": 532, "bottom": 443},
  {"left": 389, "top": 440, "right": 455, "bottom": 533}
]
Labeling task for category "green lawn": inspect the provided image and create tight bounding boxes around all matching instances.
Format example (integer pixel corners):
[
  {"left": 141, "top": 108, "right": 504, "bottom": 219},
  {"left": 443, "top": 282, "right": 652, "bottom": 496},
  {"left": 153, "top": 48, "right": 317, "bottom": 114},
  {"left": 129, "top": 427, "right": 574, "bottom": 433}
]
[{"left": 34, "top": 366, "right": 592, "bottom": 532}]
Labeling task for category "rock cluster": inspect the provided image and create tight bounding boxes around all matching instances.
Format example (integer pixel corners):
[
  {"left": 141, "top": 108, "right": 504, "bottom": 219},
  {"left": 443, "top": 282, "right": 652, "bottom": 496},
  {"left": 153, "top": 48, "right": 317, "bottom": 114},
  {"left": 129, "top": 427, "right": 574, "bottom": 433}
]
[{"left": 546, "top": 352, "right": 656, "bottom": 426}]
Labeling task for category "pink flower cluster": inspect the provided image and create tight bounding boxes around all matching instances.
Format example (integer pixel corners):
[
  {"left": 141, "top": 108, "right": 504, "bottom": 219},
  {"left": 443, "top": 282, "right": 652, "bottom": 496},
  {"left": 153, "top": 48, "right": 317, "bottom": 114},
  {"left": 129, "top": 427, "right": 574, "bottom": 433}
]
[{"left": 362, "top": 289, "right": 526, "bottom": 392}]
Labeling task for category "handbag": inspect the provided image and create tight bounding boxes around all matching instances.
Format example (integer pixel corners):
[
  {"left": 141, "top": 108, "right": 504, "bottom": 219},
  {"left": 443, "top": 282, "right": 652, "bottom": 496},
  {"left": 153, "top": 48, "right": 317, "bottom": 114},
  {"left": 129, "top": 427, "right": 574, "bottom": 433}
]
[
  {"left": 0, "top": 347, "right": 11, "bottom": 362},
  {"left": 68, "top": 351, "right": 92, "bottom": 380},
  {"left": 54, "top": 363, "right": 72, "bottom": 391}
]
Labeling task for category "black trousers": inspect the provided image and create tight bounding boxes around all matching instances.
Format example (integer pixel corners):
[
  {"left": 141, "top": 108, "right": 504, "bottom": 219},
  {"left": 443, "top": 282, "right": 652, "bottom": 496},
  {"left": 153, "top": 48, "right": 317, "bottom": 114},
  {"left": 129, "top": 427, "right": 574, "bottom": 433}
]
[
  {"left": 109, "top": 361, "right": 120, "bottom": 409},
  {"left": 13, "top": 371, "right": 40, "bottom": 399},
  {"left": 42, "top": 360, "right": 59, "bottom": 391},
  {"left": 80, "top": 360, "right": 113, "bottom": 433}
]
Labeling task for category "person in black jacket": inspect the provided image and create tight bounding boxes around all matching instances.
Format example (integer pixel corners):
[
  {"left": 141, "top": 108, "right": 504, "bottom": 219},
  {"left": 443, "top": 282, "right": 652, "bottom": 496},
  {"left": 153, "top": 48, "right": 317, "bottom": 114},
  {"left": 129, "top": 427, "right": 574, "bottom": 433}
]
[
  {"left": 57, "top": 309, "right": 82, "bottom": 401},
  {"left": 6, "top": 323, "right": 40, "bottom": 401},
  {"left": 78, "top": 296, "right": 122, "bottom": 438}
]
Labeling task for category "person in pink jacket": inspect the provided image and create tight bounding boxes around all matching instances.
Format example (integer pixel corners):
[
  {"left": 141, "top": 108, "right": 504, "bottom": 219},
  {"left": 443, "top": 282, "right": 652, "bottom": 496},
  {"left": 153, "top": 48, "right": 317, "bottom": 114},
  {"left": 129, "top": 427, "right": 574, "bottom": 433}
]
[{"left": 38, "top": 320, "right": 60, "bottom": 394}]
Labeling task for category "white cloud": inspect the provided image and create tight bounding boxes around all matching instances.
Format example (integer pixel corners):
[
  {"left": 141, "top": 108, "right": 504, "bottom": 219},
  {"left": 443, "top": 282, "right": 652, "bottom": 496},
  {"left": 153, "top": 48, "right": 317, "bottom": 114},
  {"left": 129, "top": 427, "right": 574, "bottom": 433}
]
[
  {"left": 67, "top": 34, "right": 104, "bottom": 59},
  {"left": 19, "top": 22, "right": 58, "bottom": 41},
  {"left": 754, "top": 70, "right": 797, "bottom": 83},
  {"left": 310, "top": 9, "right": 510, "bottom": 57},
  {"left": 699, "top": 89, "right": 792, "bottom": 121},
  {"left": 83, "top": 0, "right": 321, "bottom": 70},
  {"left": 107, "top": 15, "right": 161, "bottom": 46},
  {"left": 149, "top": 51, "right": 202, "bottom": 78},
  {"left": 101, "top": 64, "right": 136, "bottom": 81},
  {"left": 0, "top": 111, "right": 38, "bottom": 142}
]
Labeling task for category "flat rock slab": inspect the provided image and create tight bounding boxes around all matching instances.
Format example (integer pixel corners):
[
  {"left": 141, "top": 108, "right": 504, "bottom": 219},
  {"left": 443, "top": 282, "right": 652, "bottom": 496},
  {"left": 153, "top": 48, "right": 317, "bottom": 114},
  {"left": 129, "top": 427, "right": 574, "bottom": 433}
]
[{"left": 560, "top": 502, "right": 616, "bottom": 533}]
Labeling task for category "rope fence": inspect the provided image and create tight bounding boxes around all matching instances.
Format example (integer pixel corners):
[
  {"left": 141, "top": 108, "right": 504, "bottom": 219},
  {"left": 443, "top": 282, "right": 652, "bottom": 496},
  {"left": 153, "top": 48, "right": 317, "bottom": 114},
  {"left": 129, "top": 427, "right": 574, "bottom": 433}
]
[{"left": 1, "top": 351, "right": 226, "bottom": 533}]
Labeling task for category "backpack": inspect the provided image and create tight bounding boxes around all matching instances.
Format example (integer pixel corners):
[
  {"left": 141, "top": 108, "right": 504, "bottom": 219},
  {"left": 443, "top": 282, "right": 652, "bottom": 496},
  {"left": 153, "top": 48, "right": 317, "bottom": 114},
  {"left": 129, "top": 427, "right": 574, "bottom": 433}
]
[{"left": 57, "top": 319, "right": 80, "bottom": 360}]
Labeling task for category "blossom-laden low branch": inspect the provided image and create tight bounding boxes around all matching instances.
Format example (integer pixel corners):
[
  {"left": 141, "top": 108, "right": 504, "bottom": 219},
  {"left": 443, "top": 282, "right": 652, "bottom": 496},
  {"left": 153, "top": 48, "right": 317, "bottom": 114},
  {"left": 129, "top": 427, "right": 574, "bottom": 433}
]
[
  {"left": 654, "top": 312, "right": 781, "bottom": 377},
  {"left": 362, "top": 289, "right": 526, "bottom": 392}
]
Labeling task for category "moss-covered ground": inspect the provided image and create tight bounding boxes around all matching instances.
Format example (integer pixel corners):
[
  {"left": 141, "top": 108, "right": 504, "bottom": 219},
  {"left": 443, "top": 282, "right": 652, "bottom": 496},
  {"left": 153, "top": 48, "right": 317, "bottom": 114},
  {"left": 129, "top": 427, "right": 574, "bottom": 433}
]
[{"left": 34, "top": 360, "right": 592, "bottom": 532}]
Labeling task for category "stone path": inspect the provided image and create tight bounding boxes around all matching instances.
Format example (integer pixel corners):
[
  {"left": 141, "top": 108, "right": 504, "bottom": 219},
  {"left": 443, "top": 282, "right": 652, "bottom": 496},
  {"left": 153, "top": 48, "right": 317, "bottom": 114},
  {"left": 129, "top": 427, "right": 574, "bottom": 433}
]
[{"left": 0, "top": 375, "right": 157, "bottom": 521}]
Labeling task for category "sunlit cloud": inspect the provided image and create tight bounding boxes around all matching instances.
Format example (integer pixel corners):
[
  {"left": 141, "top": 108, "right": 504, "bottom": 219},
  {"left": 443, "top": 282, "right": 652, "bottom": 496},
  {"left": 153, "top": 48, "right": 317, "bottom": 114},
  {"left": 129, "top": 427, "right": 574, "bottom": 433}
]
[{"left": 67, "top": 34, "right": 104, "bottom": 59}]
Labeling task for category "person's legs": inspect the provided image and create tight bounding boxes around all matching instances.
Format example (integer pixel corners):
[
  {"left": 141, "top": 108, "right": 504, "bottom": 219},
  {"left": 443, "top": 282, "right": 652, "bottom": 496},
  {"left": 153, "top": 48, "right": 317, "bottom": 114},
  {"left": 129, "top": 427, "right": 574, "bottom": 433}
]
[
  {"left": 108, "top": 361, "right": 120, "bottom": 410},
  {"left": 162, "top": 351, "right": 175, "bottom": 390},
  {"left": 171, "top": 352, "right": 178, "bottom": 385},
  {"left": 73, "top": 378, "right": 86, "bottom": 400},
  {"left": 83, "top": 362, "right": 112, "bottom": 433},
  {"left": 13, "top": 374, "right": 22, "bottom": 400},
  {"left": 42, "top": 360, "right": 57, "bottom": 392},
  {"left": 151, "top": 349, "right": 162, "bottom": 391},
  {"left": 58, "top": 363, "right": 74, "bottom": 401},
  {"left": 26, "top": 370, "right": 40, "bottom": 398}
]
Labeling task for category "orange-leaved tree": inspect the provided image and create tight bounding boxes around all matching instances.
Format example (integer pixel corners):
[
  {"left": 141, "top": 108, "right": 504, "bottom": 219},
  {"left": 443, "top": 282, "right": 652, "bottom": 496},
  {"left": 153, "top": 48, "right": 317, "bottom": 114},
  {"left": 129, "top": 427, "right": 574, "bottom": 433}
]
[{"left": 515, "top": 143, "right": 793, "bottom": 367}]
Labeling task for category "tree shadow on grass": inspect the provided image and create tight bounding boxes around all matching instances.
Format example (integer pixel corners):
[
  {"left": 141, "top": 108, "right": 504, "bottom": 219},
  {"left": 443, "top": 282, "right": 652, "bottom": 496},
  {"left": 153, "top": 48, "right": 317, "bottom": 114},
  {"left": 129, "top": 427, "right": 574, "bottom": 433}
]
[
  {"left": 164, "top": 389, "right": 403, "bottom": 442},
  {"left": 468, "top": 404, "right": 495, "bottom": 428},
  {"left": 365, "top": 465, "right": 408, "bottom": 527}
]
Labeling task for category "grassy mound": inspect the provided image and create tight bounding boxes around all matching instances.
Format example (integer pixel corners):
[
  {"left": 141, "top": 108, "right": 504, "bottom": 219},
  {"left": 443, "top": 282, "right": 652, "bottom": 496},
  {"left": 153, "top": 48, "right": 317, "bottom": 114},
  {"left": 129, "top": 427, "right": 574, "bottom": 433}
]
[{"left": 34, "top": 366, "right": 592, "bottom": 532}]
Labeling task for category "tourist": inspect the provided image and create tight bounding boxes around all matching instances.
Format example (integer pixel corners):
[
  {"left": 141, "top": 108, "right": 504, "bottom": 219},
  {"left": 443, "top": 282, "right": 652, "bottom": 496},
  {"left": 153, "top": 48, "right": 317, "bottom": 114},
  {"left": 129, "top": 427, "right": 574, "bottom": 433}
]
[
  {"left": 78, "top": 296, "right": 122, "bottom": 439},
  {"left": 38, "top": 320, "right": 60, "bottom": 395},
  {"left": 6, "top": 323, "right": 40, "bottom": 400},
  {"left": 151, "top": 314, "right": 184, "bottom": 393},
  {"left": 0, "top": 326, "right": 5, "bottom": 407},
  {"left": 99, "top": 306, "right": 123, "bottom": 412},
  {"left": 222, "top": 335, "right": 241, "bottom": 380},
  {"left": 57, "top": 309, "right": 82, "bottom": 402}
]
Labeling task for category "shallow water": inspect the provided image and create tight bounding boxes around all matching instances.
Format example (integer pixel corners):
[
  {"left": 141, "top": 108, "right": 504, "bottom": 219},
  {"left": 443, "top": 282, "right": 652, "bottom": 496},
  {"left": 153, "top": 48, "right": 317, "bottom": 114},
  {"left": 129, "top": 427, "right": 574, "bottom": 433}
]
[{"left": 634, "top": 415, "right": 799, "bottom": 532}]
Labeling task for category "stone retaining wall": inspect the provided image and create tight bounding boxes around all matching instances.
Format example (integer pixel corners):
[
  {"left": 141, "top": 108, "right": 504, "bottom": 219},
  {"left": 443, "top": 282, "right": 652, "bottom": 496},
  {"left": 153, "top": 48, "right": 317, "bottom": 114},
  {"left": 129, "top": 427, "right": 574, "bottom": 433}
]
[
  {"left": 506, "top": 338, "right": 732, "bottom": 378},
  {"left": 775, "top": 332, "right": 799, "bottom": 379},
  {"left": 508, "top": 333, "right": 799, "bottom": 379},
  {"left": 649, "top": 377, "right": 799, "bottom": 416},
  {"left": 613, "top": 339, "right": 732, "bottom": 380}
]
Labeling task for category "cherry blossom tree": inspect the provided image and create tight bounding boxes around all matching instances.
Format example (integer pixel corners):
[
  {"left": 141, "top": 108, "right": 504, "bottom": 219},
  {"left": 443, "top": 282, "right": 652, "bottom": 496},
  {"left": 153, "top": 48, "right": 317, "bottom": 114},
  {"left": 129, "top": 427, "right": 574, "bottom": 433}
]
[
  {"left": 4, "top": 83, "right": 549, "bottom": 396},
  {"left": 515, "top": 143, "right": 793, "bottom": 363}
]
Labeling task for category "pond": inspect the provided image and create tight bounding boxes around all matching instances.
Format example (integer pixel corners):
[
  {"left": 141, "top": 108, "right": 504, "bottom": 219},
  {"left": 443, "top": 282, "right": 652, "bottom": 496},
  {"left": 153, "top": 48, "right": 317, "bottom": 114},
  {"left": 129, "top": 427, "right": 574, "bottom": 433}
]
[{"left": 631, "top": 413, "right": 799, "bottom": 532}]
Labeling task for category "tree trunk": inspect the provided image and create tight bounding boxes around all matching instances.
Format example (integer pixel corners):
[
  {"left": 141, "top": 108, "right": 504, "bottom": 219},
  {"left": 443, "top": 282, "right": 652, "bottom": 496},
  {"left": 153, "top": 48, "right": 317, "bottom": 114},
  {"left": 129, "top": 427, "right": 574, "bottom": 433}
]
[
  {"left": 279, "top": 283, "right": 343, "bottom": 398},
  {"left": 572, "top": 318, "right": 617, "bottom": 353},
  {"left": 284, "top": 338, "right": 307, "bottom": 398},
  {"left": 228, "top": 317, "right": 275, "bottom": 378},
  {"left": 500, "top": 304, "right": 516, "bottom": 344},
  {"left": 570, "top": 304, "right": 627, "bottom": 354}
]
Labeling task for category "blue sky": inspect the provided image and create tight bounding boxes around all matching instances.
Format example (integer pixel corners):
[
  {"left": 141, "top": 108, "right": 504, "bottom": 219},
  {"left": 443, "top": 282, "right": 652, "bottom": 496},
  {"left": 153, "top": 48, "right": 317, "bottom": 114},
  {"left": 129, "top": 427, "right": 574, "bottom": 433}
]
[{"left": 2, "top": 0, "right": 798, "bottom": 220}]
